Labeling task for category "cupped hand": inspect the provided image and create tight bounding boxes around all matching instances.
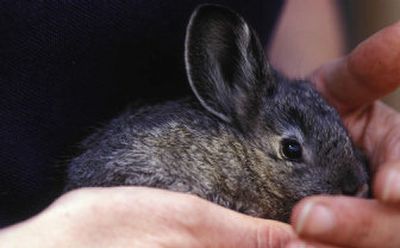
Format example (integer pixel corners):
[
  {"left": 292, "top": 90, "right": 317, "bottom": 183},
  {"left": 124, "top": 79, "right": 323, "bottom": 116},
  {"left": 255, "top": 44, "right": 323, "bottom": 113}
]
[
  {"left": 0, "top": 187, "right": 294, "bottom": 248},
  {"left": 287, "top": 21, "right": 400, "bottom": 248}
]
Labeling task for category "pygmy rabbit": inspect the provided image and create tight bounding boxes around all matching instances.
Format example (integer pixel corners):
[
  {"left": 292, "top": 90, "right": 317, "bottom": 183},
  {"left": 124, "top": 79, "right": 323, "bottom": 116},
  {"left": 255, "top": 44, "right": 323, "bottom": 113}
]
[{"left": 65, "top": 4, "right": 369, "bottom": 222}]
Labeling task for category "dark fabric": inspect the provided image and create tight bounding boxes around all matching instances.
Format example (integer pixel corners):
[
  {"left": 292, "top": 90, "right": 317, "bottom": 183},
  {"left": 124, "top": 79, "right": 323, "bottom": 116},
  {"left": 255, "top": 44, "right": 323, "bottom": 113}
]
[{"left": 0, "top": 1, "right": 283, "bottom": 227}]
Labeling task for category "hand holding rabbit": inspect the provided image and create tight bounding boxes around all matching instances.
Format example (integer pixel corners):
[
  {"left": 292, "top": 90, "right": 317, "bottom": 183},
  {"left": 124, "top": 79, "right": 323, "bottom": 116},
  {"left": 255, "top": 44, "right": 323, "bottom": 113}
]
[{"left": 288, "top": 20, "right": 400, "bottom": 248}]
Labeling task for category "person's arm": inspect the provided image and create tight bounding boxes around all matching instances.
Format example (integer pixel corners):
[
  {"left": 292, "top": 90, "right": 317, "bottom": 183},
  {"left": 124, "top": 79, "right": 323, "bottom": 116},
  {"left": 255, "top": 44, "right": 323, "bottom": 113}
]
[{"left": 268, "top": 0, "right": 344, "bottom": 78}]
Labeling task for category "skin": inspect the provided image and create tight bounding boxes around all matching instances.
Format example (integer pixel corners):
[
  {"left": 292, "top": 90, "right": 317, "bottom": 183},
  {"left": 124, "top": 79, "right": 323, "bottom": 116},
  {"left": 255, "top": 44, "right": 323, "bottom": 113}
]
[
  {"left": 0, "top": 187, "right": 294, "bottom": 248},
  {"left": 269, "top": 0, "right": 344, "bottom": 78}
]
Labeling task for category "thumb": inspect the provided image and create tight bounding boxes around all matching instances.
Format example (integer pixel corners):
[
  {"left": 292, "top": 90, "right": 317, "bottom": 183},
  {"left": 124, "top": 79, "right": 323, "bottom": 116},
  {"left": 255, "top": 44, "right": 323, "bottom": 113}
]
[
  {"left": 290, "top": 195, "right": 400, "bottom": 248},
  {"left": 200, "top": 208, "right": 295, "bottom": 248},
  {"left": 312, "top": 21, "right": 400, "bottom": 114},
  {"left": 77, "top": 187, "right": 296, "bottom": 248},
  {"left": 145, "top": 187, "right": 296, "bottom": 248},
  {"left": 79, "top": 187, "right": 297, "bottom": 248},
  {"left": 125, "top": 187, "right": 296, "bottom": 247}
]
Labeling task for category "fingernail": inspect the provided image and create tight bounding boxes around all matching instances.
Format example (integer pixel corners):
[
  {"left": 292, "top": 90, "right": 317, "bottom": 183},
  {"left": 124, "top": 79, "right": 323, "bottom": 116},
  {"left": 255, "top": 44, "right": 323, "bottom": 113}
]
[
  {"left": 382, "top": 169, "right": 400, "bottom": 202},
  {"left": 295, "top": 201, "right": 336, "bottom": 235}
]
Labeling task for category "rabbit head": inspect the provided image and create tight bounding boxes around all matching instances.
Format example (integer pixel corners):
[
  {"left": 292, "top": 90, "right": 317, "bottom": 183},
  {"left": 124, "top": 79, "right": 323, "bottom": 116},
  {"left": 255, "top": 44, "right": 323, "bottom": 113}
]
[{"left": 185, "top": 4, "right": 369, "bottom": 216}]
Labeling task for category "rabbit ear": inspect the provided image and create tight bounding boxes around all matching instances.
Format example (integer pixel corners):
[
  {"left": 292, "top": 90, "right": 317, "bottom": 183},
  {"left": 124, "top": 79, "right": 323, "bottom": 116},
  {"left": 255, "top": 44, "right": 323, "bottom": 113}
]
[{"left": 185, "top": 4, "right": 275, "bottom": 128}]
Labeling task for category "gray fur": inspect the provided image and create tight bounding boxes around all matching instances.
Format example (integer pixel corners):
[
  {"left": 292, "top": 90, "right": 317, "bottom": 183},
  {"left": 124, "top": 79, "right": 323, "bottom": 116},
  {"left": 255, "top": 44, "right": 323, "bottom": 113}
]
[{"left": 65, "top": 5, "right": 368, "bottom": 222}]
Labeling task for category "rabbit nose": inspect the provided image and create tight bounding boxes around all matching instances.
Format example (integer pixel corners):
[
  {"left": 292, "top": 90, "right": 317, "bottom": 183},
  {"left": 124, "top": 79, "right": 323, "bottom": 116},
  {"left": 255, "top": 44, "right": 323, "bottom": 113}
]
[{"left": 342, "top": 183, "right": 369, "bottom": 197}]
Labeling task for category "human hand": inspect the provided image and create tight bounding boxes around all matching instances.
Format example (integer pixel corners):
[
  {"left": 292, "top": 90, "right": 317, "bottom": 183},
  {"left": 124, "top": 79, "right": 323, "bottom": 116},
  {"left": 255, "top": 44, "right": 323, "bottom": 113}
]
[
  {"left": 0, "top": 187, "right": 294, "bottom": 248},
  {"left": 286, "top": 21, "right": 400, "bottom": 247}
]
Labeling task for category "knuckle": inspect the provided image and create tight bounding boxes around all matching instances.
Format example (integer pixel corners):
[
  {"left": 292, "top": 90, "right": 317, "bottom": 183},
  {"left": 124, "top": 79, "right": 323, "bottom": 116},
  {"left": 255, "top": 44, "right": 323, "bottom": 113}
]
[{"left": 256, "top": 224, "right": 293, "bottom": 248}]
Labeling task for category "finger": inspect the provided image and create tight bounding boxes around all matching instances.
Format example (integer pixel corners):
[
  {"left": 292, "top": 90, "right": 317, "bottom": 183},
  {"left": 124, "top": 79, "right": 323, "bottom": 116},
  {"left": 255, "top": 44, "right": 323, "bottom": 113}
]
[
  {"left": 312, "top": 21, "right": 400, "bottom": 114},
  {"left": 200, "top": 210, "right": 295, "bottom": 248},
  {"left": 63, "top": 187, "right": 296, "bottom": 248},
  {"left": 286, "top": 239, "right": 344, "bottom": 248},
  {"left": 291, "top": 196, "right": 400, "bottom": 248},
  {"left": 374, "top": 161, "right": 400, "bottom": 203},
  {"left": 343, "top": 102, "right": 400, "bottom": 169},
  {"left": 164, "top": 191, "right": 296, "bottom": 248},
  {"left": 143, "top": 187, "right": 296, "bottom": 248}
]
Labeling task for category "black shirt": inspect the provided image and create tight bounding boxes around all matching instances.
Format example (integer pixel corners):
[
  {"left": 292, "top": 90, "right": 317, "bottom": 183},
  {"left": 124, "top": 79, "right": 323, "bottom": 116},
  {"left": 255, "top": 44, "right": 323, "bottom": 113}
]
[{"left": 0, "top": 0, "right": 283, "bottom": 227}]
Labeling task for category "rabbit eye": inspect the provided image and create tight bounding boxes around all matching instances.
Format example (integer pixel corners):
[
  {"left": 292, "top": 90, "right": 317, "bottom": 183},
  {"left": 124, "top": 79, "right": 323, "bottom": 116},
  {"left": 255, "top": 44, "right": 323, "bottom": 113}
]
[{"left": 281, "top": 139, "right": 302, "bottom": 161}]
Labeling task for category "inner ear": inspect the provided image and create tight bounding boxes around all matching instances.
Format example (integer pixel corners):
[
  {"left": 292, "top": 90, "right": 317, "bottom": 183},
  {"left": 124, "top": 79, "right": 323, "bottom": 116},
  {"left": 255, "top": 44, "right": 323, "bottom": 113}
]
[{"left": 185, "top": 4, "right": 274, "bottom": 128}]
